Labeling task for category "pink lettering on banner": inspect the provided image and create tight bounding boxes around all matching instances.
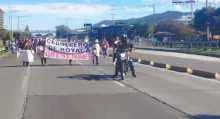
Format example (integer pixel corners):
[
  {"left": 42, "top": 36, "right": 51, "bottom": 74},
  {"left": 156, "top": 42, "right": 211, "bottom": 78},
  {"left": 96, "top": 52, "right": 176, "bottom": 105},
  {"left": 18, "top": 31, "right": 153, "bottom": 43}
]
[{"left": 44, "top": 51, "right": 92, "bottom": 60}]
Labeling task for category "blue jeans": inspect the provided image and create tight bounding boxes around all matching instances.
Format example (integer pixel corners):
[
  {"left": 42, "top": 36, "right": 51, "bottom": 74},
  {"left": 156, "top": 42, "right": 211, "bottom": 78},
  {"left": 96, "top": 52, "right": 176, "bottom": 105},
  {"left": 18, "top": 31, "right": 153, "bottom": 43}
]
[{"left": 102, "top": 48, "right": 107, "bottom": 57}]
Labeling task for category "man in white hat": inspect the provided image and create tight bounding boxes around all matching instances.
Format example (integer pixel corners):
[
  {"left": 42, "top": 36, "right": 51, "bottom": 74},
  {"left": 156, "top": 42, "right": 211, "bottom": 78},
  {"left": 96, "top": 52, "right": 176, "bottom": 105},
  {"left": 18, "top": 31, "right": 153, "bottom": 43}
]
[{"left": 93, "top": 39, "right": 100, "bottom": 65}]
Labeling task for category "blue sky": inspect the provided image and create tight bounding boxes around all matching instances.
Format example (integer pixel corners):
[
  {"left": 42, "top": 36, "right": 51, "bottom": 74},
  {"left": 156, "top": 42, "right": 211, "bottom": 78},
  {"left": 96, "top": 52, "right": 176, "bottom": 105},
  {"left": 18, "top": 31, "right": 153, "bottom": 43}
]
[{"left": 0, "top": 0, "right": 219, "bottom": 30}]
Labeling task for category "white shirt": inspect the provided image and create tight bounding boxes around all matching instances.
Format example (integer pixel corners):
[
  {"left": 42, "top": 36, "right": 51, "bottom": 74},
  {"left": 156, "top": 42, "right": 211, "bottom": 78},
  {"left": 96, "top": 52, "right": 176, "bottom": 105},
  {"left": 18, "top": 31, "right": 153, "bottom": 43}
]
[{"left": 93, "top": 43, "right": 100, "bottom": 57}]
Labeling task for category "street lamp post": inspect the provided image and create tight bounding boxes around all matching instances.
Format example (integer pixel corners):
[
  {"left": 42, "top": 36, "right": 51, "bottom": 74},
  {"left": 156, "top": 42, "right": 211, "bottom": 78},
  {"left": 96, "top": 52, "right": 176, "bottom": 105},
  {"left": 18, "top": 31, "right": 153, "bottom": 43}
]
[
  {"left": 57, "top": 18, "right": 74, "bottom": 38},
  {"left": 140, "top": 4, "right": 156, "bottom": 40},
  {"left": 206, "top": 0, "right": 210, "bottom": 41}
]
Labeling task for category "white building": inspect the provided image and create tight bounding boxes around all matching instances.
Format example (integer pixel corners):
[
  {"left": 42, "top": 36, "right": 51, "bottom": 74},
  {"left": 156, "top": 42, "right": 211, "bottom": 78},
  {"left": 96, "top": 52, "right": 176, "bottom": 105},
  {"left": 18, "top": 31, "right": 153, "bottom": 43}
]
[{"left": 176, "top": 15, "right": 193, "bottom": 25}]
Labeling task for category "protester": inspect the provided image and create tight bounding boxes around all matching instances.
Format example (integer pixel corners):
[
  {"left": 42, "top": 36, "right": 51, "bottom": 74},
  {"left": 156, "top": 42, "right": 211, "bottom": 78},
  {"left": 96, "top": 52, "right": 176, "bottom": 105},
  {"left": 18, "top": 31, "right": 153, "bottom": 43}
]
[
  {"left": 18, "top": 38, "right": 32, "bottom": 66},
  {"left": 93, "top": 39, "right": 100, "bottom": 65},
  {"left": 68, "top": 39, "right": 72, "bottom": 65},
  {"left": 111, "top": 36, "right": 120, "bottom": 65},
  {"left": 33, "top": 38, "right": 38, "bottom": 53},
  {"left": 24, "top": 38, "right": 33, "bottom": 66},
  {"left": 101, "top": 38, "right": 109, "bottom": 59},
  {"left": 37, "top": 38, "right": 47, "bottom": 66}
]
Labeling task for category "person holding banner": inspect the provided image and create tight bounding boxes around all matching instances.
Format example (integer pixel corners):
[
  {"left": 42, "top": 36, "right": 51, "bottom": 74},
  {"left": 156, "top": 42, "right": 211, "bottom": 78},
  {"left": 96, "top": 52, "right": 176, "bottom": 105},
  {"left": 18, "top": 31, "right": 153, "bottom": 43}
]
[
  {"left": 68, "top": 39, "right": 73, "bottom": 65},
  {"left": 18, "top": 38, "right": 33, "bottom": 66},
  {"left": 93, "top": 39, "right": 100, "bottom": 65},
  {"left": 37, "top": 39, "right": 47, "bottom": 66}
]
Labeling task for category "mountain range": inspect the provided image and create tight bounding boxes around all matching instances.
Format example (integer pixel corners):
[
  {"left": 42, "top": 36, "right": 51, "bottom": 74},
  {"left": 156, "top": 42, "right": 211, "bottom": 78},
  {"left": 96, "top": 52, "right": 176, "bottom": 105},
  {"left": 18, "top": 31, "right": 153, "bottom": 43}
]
[{"left": 93, "top": 11, "right": 191, "bottom": 27}]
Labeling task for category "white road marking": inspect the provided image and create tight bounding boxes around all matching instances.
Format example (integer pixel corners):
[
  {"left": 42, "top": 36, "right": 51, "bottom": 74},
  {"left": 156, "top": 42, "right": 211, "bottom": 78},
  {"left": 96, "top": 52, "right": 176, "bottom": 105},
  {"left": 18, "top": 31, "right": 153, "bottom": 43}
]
[
  {"left": 22, "top": 76, "right": 28, "bottom": 90},
  {"left": 113, "top": 81, "right": 125, "bottom": 87},
  {"left": 76, "top": 61, "right": 126, "bottom": 87},
  {"left": 134, "top": 62, "right": 220, "bottom": 84},
  {"left": 76, "top": 61, "right": 82, "bottom": 65}
]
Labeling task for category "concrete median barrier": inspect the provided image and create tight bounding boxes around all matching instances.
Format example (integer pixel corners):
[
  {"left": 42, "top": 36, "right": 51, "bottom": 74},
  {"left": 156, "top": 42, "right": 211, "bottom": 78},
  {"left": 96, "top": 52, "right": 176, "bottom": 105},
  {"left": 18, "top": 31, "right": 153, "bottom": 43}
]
[
  {"left": 152, "top": 62, "right": 167, "bottom": 68},
  {"left": 192, "top": 70, "right": 217, "bottom": 79},
  {"left": 169, "top": 66, "right": 188, "bottom": 73},
  {"left": 101, "top": 52, "right": 220, "bottom": 80}
]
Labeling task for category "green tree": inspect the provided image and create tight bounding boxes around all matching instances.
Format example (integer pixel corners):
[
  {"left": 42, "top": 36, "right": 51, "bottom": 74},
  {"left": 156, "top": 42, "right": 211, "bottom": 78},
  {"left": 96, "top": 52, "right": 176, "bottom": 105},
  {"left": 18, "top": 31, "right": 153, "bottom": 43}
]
[
  {"left": 193, "top": 6, "right": 215, "bottom": 32},
  {"left": 25, "top": 25, "right": 29, "bottom": 32},
  {"left": 131, "top": 23, "right": 153, "bottom": 38},
  {"left": 55, "top": 25, "right": 71, "bottom": 38},
  {"left": 212, "top": 7, "right": 220, "bottom": 32},
  {"left": 156, "top": 19, "right": 195, "bottom": 40},
  {"left": 13, "top": 32, "right": 21, "bottom": 40}
]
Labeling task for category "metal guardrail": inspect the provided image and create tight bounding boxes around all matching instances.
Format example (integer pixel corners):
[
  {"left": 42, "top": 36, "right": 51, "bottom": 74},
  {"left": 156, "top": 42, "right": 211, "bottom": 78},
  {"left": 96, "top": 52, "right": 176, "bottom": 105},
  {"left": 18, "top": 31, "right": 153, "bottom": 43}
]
[{"left": 133, "top": 40, "right": 220, "bottom": 50}]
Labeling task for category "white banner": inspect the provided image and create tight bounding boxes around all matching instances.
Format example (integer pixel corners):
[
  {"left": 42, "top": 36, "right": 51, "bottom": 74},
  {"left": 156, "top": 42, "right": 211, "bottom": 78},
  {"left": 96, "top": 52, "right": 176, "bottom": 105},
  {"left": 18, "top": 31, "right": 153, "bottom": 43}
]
[
  {"left": 17, "top": 50, "right": 34, "bottom": 62},
  {"left": 44, "top": 38, "right": 94, "bottom": 60}
]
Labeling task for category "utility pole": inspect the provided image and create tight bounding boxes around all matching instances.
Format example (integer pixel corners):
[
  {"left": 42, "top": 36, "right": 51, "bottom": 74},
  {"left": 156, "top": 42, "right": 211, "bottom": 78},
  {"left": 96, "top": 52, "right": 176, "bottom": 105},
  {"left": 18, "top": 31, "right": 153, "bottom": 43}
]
[
  {"left": 75, "top": 24, "right": 78, "bottom": 40},
  {"left": 8, "top": 3, "right": 11, "bottom": 50},
  {"left": 57, "top": 18, "right": 74, "bottom": 38},
  {"left": 153, "top": 4, "right": 156, "bottom": 40},
  {"left": 111, "top": 5, "right": 116, "bottom": 26},
  {"left": 17, "top": 16, "right": 19, "bottom": 31},
  {"left": 141, "top": 4, "right": 156, "bottom": 40},
  {"left": 18, "top": 16, "right": 30, "bottom": 32},
  {"left": 66, "top": 19, "right": 68, "bottom": 35},
  {"left": 190, "top": 3, "right": 194, "bottom": 18},
  {"left": 206, "top": 0, "right": 210, "bottom": 41}
]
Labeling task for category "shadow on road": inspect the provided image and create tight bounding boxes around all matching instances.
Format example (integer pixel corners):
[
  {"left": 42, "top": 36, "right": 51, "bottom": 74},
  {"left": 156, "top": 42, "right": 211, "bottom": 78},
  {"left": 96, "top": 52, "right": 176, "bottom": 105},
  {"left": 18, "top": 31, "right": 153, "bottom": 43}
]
[
  {"left": 191, "top": 115, "right": 220, "bottom": 119},
  {"left": 0, "top": 64, "right": 112, "bottom": 68},
  {"left": 57, "top": 74, "right": 114, "bottom": 81}
]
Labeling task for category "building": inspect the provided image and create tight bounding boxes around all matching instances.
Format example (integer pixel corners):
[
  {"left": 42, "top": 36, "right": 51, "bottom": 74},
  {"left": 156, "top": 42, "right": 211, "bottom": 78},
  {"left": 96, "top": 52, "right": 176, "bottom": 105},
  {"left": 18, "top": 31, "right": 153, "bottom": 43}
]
[
  {"left": 176, "top": 14, "right": 193, "bottom": 25},
  {"left": 154, "top": 32, "right": 177, "bottom": 42},
  {"left": 0, "top": 9, "right": 4, "bottom": 29}
]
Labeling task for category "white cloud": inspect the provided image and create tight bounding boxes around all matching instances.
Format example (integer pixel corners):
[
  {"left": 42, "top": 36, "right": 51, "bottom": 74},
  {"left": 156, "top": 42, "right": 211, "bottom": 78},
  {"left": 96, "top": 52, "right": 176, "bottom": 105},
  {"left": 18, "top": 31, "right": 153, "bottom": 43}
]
[
  {"left": 141, "top": 0, "right": 220, "bottom": 3},
  {"left": 198, "top": 0, "right": 220, "bottom": 3},
  {"left": 141, "top": 0, "right": 172, "bottom": 3},
  {"left": 0, "top": 3, "right": 111, "bottom": 17},
  {"left": 175, "top": 5, "right": 183, "bottom": 11},
  {"left": 124, "top": 6, "right": 152, "bottom": 12}
]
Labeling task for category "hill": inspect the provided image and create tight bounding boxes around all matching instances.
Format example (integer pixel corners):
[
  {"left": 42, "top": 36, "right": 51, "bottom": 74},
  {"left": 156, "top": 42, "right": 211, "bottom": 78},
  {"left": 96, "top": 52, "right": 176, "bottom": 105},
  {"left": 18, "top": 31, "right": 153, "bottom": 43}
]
[{"left": 93, "top": 11, "right": 191, "bottom": 27}]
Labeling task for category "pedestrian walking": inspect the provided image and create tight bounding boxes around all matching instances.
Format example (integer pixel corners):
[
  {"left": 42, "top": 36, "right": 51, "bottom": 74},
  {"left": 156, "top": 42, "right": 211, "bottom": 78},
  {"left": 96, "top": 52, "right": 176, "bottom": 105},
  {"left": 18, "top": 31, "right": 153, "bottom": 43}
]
[
  {"left": 37, "top": 39, "right": 47, "bottom": 66},
  {"left": 111, "top": 36, "right": 120, "bottom": 65},
  {"left": 93, "top": 39, "right": 100, "bottom": 65},
  {"left": 101, "top": 38, "right": 109, "bottom": 59},
  {"left": 18, "top": 38, "right": 33, "bottom": 66},
  {"left": 68, "top": 39, "right": 72, "bottom": 65}
]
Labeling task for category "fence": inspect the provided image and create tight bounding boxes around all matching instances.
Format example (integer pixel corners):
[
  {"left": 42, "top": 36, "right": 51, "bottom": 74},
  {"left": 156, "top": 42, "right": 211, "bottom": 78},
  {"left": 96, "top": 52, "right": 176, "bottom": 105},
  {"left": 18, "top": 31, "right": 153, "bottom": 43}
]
[{"left": 133, "top": 40, "right": 220, "bottom": 50}]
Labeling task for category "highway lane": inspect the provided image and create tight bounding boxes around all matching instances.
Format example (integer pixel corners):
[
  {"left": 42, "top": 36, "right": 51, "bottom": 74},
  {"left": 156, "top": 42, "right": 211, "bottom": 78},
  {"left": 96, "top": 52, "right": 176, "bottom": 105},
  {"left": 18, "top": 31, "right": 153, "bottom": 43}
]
[
  {"left": 1, "top": 53, "right": 220, "bottom": 119},
  {"left": 78, "top": 56, "right": 220, "bottom": 118},
  {"left": 0, "top": 53, "right": 31, "bottom": 119},
  {"left": 21, "top": 57, "right": 190, "bottom": 119},
  {"left": 108, "top": 48, "right": 220, "bottom": 73}
]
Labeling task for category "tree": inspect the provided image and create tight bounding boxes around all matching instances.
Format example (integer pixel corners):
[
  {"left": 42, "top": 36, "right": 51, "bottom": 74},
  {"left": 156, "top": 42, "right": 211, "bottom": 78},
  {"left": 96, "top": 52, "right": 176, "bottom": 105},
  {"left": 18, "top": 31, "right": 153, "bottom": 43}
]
[
  {"left": 129, "top": 23, "right": 153, "bottom": 38},
  {"left": 193, "top": 6, "right": 215, "bottom": 32},
  {"left": 13, "top": 32, "right": 21, "bottom": 40},
  {"left": 155, "top": 19, "right": 195, "bottom": 40},
  {"left": 212, "top": 7, "right": 220, "bottom": 32},
  {"left": 55, "top": 25, "right": 71, "bottom": 38},
  {"left": 25, "top": 25, "right": 29, "bottom": 32}
]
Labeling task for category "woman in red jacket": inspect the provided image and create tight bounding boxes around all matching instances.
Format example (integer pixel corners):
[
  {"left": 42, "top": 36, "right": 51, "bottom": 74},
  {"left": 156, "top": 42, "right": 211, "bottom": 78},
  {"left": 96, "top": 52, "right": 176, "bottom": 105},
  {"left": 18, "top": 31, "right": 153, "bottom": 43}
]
[{"left": 101, "top": 38, "right": 109, "bottom": 59}]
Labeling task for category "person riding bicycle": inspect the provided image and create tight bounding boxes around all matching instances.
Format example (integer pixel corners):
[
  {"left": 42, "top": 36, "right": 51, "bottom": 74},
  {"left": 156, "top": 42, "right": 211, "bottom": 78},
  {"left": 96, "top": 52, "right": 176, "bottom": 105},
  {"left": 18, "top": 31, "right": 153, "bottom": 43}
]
[{"left": 114, "top": 34, "right": 136, "bottom": 78}]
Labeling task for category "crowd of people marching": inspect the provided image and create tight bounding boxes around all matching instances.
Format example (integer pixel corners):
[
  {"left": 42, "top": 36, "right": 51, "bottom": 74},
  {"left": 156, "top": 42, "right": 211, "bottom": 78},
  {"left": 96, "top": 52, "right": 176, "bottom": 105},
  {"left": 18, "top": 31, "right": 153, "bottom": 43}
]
[
  {"left": 14, "top": 37, "right": 111, "bottom": 67},
  {"left": 14, "top": 34, "right": 136, "bottom": 79},
  {"left": 14, "top": 35, "right": 136, "bottom": 78}
]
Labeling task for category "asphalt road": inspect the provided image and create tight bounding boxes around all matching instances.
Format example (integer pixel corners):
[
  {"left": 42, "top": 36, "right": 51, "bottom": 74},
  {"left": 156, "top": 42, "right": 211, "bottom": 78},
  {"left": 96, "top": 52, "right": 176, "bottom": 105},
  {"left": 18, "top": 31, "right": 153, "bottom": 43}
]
[
  {"left": 108, "top": 48, "right": 220, "bottom": 73},
  {"left": 1, "top": 54, "right": 220, "bottom": 119}
]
